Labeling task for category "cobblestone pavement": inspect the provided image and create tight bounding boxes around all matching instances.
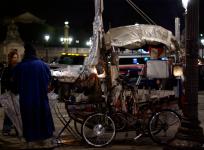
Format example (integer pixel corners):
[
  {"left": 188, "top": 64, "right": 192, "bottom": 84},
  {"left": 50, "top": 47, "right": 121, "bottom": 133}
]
[{"left": 0, "top": 92, "right": 204, "bottom": 150}]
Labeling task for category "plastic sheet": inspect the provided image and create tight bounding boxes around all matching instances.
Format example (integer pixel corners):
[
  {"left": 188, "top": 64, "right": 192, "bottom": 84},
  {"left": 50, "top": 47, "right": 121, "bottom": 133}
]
[{"left": 0, "top": 91, "right": 22, "bottom": 137}]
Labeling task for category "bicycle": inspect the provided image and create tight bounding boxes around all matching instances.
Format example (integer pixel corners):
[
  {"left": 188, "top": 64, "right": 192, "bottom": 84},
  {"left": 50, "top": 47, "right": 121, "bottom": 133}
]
[{"left": 81, "top": 74, "right": 181, "bottom": 147}]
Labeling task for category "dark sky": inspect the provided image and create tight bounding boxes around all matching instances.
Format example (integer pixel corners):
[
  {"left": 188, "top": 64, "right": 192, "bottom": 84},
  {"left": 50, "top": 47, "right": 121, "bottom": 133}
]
[{"left": 0, "top": 0, "right": 203, "bottom": 45}]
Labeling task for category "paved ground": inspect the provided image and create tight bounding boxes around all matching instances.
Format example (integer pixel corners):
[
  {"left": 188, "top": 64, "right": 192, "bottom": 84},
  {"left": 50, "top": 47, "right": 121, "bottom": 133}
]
[{"left": 0, "top": 92, "right": 204, "bottom": 150}]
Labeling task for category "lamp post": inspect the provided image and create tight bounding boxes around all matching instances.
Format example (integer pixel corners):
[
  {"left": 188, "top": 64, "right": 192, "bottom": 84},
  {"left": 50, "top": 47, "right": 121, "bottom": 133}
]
[
  {"left": 201, "top": 38, "right": 204, "bottom": 59},
  {"left": 44, "top": 34, "right": 50, "bottom": 62},
  {"left": 64, "top": 21, "right": 69, "bottom": 53},
  {"left": 164, "top": 0, "right": 204, "bottom": 149}
]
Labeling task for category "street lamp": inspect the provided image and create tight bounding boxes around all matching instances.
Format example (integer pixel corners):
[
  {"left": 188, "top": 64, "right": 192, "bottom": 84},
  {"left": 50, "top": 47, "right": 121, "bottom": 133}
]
[
  {"left": 86, "top": 38, "right": 92, "bottom": 47},
  {"left": 201, "top": 38, "right": 204, "bottom": 59},
  {"left": 60, "top": 37, "right": 73, "bottom": 45},
  {"left": 64, "top": 21, "right": 69, "bottom": 52},
  {"left": 44, "top": 34, "right": 50, "bottom": 62},
  {"left": 165, "top": 0, "right": 204, "bottom": 149},
  {"left": 201, "top": 38, "right": 204, "bottom": 46},
  {"left": 44, "top": 34, "right": 50, "bottom": 42},
  {"left": 182, "top": 0, "right": 189, "bottom": 11}
]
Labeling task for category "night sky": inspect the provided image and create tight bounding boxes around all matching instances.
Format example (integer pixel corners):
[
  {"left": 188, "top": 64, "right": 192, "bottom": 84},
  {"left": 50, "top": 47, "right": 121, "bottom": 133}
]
[{"left": 0, "top": 0, "right": 203, "bottom": 46}]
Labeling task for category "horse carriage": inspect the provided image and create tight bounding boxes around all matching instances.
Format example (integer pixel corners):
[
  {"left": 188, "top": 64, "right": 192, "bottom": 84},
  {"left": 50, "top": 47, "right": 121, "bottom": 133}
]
[{"left": 50, "top": 23, "right": 182, "bottom": 147}]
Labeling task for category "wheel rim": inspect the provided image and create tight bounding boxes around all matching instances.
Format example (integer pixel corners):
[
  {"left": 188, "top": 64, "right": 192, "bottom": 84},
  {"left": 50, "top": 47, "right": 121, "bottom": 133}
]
[
  {"left": 82, "top": 113, "right": 116, "bottom": 147},
  {"left": 149, "top": 110, "right": 181, "bottom": 144}
]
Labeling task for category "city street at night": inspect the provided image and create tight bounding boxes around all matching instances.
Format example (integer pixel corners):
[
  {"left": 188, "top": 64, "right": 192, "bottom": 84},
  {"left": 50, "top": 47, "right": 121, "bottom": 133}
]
[{"left": 0, "top": 0, "right": 204, "bottom": 149}]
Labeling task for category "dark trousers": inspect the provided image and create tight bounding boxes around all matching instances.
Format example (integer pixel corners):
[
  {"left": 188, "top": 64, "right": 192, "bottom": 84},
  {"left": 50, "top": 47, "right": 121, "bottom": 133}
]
[{"left": 2, "top": 113, "right": 13, "bottom": 133}]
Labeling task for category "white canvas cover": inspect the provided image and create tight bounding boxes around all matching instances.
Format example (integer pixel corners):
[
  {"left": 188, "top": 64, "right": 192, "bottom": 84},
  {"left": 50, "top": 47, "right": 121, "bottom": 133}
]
[
  {"left": 105, "top": 24, "right": 178, "bottom": 51},
  {"left": 146, "top": 60, "right": 169, "bottom": 78}
]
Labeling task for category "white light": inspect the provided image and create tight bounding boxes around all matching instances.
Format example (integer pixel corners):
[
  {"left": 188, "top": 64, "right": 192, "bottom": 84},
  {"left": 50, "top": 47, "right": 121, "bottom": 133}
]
[
  {"left": 60, "top": 37, "right": 73, "bottom": 44},
  {"left": 86, "top": 39, "right": 92, "bottom": 46},
  {"left": 201, "top": 38, "right": 204, "bottom": 46},
  {"left": 76, "top": 40, "right": 79, "bottom": 44},
  {"left": 60, "top": 37, "right": 64, "bottom": 42},
  {"left": 173, "top": 65, "right": 183, "bottom": 77},
  {"left": 68, "top": 37, "right": 73, "bottom": 44},
  {"left": 182, "top": 0, "right": 189, "bottom": 10},
  {"left": 201, "top": 34, "right": 203, "bottom": 37},
  {"left": 64, "top": 21, "right": 69, "bottom": 25},
  {"left": 44, "top": 35, "right": 50, "bottom": 42}
]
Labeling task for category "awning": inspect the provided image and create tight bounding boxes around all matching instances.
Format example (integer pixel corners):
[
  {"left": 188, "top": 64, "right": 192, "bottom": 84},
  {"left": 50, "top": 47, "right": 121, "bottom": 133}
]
[{"left": 105, "top": 24, "right": 179, "bottom": 51}]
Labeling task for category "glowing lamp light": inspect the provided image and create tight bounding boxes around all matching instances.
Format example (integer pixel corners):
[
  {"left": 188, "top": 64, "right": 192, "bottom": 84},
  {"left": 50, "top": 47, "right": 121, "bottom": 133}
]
[
  {"left": 44, "top": 35, "right": 50, "bottom": 42},
  {"left": 64, "top": 21, "right": 69, "bottom": 25},
  {"left": 182, "top": 0, "right": 189, "bottom": 11},
  {"left": 173, "top": 65, "right": 183, "bottom": 77},
  {"left": 201, "top": 38, "right": 204, "bottom": 46}
]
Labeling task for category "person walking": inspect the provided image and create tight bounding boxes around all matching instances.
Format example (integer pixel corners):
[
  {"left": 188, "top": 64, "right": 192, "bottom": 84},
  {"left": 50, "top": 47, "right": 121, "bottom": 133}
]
[
  {"left": 12, "top": 43, "right": 55, "bottom": 146},
  {"left": 1, "top": 49, "right": 19, "bottom": 135}
]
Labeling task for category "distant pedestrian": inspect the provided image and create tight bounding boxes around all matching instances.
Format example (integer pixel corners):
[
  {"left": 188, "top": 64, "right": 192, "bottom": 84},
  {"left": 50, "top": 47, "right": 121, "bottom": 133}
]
[
  {"left": 1, "top": 49, "right": 19, "bottom": 135},
  {"left": 12, "top": 43, "right": 55, "bottom": 144}
]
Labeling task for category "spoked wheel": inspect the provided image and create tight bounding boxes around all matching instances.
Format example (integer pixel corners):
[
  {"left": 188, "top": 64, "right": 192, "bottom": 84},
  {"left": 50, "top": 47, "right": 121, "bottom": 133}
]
[
  {"left": 82, "top": 113, "right": 116, "bottom": 147},
  {"left": 148, "top": 109, "right": 181, "bottom": 145}
]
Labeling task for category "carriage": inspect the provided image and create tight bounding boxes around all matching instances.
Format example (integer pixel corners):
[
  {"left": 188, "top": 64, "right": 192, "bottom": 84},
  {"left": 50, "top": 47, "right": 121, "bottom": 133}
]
[{"left": 50, "top": 23, "right": 183, "bottom": 147}]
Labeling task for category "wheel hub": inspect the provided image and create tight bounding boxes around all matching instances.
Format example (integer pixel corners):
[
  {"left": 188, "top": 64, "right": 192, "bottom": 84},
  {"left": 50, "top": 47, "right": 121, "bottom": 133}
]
[{"left": 93, "top": 124, "right": 105, "bottom": 136}]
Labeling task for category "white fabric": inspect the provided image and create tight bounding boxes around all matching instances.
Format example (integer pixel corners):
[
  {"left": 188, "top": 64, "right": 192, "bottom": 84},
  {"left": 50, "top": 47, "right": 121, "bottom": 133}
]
[
  {"left": 51, "top": 65, "right": 82, "bottom": 83},
  {"left": 146, "top": 60, "right": 169, "bottom": 78},
  {"left": 105, "top": 24, "right": 178, "bottom": 51},
  {"left": 0, "top": 91, "right": 22, "bottom": 136}
]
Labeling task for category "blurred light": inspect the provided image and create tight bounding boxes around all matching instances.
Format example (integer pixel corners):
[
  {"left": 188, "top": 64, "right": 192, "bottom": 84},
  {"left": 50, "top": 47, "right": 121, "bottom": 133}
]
[
  {"left": 64, "top": 21, "right": 69, "bottom": 25},
  {"left": 161, "top": 57, "right": 168, "bottom": 61},
  {"left": 60, "top": 37, "right": 73, "bottom": 44},
  {"left": 138, "top": 49, "right": 149, "bottom": 54},
  {"left": 198, "top": 59, "right": 202, "bottom": 65},
  {"left": 144, "top": 57, "right": 149, "bottom": 61},
  {"left": 86, "top": 39, "right": 92, "bottom": 47},
  {"left": 44, "top": 34, "right": 50, "bottom": 42},
  {"left": 60, "top": 37, "right": 64, "bottom": 42},
  {"left": 173, "top": 65, "right": 183, "bottom": 77},
  {"left": 201, "top": 38, "right": 204, "bottom": 46},
  {"left": 76, "top": 40, "right": 80, "bottom": 44},
  {"left": 133, "top": 58, "right": 138, "bottom": 64},
  {"left": 182, "top": 0, "right": 189, "bottom": 11},
  {"left": 200, "top": 34, "right": 203, "bottom": 37},
  {"left": 68, "top": 37, "right": 73, "bottom": 44}
]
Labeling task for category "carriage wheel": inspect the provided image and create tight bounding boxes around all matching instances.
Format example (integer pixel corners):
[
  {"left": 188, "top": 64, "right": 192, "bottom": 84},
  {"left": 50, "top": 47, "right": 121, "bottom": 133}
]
[
  {"left": 148, "top": 109, "right": 181, "bottom": 145},
  {"left": 82, "top": 113, "right": 116, "bottom": 147}
]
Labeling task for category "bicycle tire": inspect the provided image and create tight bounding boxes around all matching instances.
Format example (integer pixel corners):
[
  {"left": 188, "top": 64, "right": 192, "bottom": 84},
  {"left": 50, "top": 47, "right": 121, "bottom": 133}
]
[
  {"left": 148, "top": 109, "right": 181, "bottom": 145},
  {"left": 82, "top": 113, "right": 116, "bottom": 147}
]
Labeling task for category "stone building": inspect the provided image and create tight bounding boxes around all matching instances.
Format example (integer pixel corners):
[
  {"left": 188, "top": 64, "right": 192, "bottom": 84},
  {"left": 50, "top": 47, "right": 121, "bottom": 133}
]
[{"left": 0, "top": 20, "right": 24, "bottom": 62}]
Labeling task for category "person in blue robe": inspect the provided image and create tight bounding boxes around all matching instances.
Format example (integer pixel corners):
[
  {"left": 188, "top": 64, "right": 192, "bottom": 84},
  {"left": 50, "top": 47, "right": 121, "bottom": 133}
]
[{"left": 12, "top": 43, "right": 55, "bottom": 142}]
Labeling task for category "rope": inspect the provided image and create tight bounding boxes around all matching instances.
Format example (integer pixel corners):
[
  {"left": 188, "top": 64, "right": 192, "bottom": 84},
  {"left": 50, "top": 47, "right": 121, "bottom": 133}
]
[{"left": 126, "top": 0, "right": 156, "bottom": 25}]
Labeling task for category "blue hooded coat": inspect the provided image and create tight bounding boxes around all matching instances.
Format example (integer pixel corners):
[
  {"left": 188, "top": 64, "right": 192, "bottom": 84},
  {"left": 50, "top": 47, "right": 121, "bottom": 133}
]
[{"left": 13, "top": 55, "right": 55, "bottom": 142}]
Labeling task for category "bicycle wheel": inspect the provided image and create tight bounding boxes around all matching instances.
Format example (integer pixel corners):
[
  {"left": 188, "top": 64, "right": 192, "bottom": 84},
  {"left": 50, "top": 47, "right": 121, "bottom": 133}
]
[
  {"left": 148, "top": 109, "right": 181, "bottom": 145},
  {"left": 82, "top": 113, "right": 116, "bottom": 147}
]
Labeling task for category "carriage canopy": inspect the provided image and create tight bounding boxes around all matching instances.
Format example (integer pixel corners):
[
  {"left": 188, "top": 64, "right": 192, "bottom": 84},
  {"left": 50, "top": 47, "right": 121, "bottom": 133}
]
[{"left": 105, "top": 24, "right": 179, "bottom": 52}]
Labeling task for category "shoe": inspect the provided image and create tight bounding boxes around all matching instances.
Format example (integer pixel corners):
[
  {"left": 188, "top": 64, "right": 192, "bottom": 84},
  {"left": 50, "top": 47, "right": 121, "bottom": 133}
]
[
  {"left": 2, "top": 131, "right": 11, "bottom": 136},
  {"left": 26, "top": 139, "right": 57, "bottom": 149}
]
